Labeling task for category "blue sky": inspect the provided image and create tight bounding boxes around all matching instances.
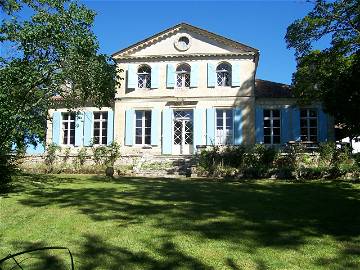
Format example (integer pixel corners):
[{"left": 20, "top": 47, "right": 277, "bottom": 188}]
[{"left": 83, "top": 0, "right": 316, "bottom": 84}]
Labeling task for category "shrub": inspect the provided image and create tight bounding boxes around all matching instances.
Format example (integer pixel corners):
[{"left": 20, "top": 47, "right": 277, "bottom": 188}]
[
  {"left": 63, "top": 147, "right": 71, "bottom": 163},
  {"left": 44, "top": 143, "right": 60, "bottom": 171},
  {"left": 106, "top": 142, "right": 120, "bottom": 166},
  {"left": 76, "top": 148, "right": 88, "bottom": 166},
  {"left": 92, "top": 145, "right": 108, "bottom": 166}
]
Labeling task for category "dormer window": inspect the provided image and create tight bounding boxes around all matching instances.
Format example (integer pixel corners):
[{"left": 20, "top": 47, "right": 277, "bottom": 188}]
[
  {"left": 137, "top": 65, "right": 151, "bottom": 89},
  {"left": 176, "top": 63, "right": 191, "bottom": 88},
  {"left": 216, "top": 63, "right": 231, "bottom": 87}
]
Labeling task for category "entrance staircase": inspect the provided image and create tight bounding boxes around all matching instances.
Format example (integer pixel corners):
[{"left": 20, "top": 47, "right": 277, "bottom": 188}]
[{"left": 132, "top": 155, "right": 197, "bottom": 178}]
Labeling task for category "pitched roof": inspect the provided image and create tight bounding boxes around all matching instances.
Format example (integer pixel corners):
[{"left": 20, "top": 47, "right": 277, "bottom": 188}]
[
  {"left": 255, "top": 79, "right": 293, "bottom": 98},
  {"left": 112, "top": 22, "right": 259, "bottom": 58}
]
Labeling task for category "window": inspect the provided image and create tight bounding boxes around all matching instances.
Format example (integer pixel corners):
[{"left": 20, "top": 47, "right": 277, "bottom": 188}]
[
  {"left": 62, "top": 113, "right": 75, "bottom": 145},
  {"left": 216, "top": 109, "right": 233, "bottom": 145},
  {"left": 263, "top": 109, "right": 281, "bottom": 144},
  {"left": 176, "top": 63, "right": 190, "bottom": 88},
  {"left": 93, "top": 112, "right": 108, "bottom": 145},
  {"left": 300, "top": 109, "right": 318, "bottom": 142},
  {"left": 135, "top": 111, "right": 151, "bottom": 145},
  {"left": 216, "top": 63, "right": 231, "bottom": 86},
  {"left": 137, "top": 65, "right": 151, "bottom": 89}
]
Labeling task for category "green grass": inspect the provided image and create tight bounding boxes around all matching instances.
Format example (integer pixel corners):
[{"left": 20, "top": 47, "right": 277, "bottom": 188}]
[{"left": 1, "top": 174, "right": 360, "bottom": 270}]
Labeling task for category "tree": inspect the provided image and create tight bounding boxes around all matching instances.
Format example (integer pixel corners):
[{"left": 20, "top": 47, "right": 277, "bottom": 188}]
[
  {"left": 285, "top": 0, "right": 360, "bottom": 138},
  {"left": 0, "top": 0, "right": 118, "bottom": 184}
]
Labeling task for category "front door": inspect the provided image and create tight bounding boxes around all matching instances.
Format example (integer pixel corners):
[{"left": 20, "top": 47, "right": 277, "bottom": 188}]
[{"left": 173, "top": 110, "right": 193, "bottom": 155}]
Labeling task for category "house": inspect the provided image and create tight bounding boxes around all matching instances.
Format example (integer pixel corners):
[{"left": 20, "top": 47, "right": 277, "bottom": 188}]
[{"left": 46, "top": 23, "right": 334, "bottom": 156}]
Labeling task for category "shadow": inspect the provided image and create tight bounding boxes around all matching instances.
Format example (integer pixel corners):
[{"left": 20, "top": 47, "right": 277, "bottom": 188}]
[{"left": 5, "top": 176, "right": 360, "bottom": 269}]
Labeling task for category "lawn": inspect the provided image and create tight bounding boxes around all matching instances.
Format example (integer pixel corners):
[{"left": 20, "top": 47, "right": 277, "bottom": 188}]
[{"left": 0, "top": 174, "right": 360, "bottom": 270}]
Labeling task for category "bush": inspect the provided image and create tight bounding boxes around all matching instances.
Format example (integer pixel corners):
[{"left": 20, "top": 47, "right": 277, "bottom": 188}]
[
  {"left": 92, "top": 145, "right": 108, "bottom": 166},
  {"left": 106, "top": 142, "right": 120, "bottom": 166},
  {"left": 76, "top": 147, "right": 88, "bottom": 166},
  {"left": 44, "top": 143, "right": 60, "bottom": 172}
]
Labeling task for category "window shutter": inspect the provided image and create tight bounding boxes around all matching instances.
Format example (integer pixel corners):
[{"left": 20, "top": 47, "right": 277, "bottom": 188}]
[
  {"left": 319, "top": 108, "right": 328, "bottom": 142},
  {"left": 206, "top": 108, "right": 215, "bottom": 145},
  {"left": 162, "top": 108, "right": 172, "bottom": 154},
  {"left": 281, "top": 107, "right": 291, "bottom": 144},
  {"left": 207, "top": 63, "right": 216, "bottom": 87},
  {"left": 150, "top": 64, "right": 159, "bottom": 89},
  {"left": 125, "top": 109, "right": 135, "bottom": 146},
  {"left": 127, "top": 64, "right": 137, "bottom": 89},
  {"left": 151, "top": 109, "right": 160, "bottom": 145},
  {"left": 166, "top": 64, "right": 175, "bottom": 88},
  {"left": 233, "top": 108, "right": 242, "bottom": 145},
  {"left": 193, "top": 108, "right": 205, "bottom": 152},
  {"left": 52, "top": 111, "right": 61, "bottom": 145},
  {"left": 107, "top": 110, "right": 114, "bottom": 145},
  {"left": 75, "top": 112, "right": 84, "bottom": 146},
  {"left": 292, "top": 107, "right": 301, "bottom": 141},
  {"left": 190, "top": 62, "right": 199, "bottom": 88},
  {"left": 231, "top": 61, "right": 241, "bottom": 87},
  {"left": 83, "top": 111, "right": 93, "bottom": 146},
  {"left": 255, "top": 107, "right": 264, "bottom": 143}
]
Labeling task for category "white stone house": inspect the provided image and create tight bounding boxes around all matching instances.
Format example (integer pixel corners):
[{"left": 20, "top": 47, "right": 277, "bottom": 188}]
[{"left": 46, "top": 23, "right": 334, "bottom": 156}]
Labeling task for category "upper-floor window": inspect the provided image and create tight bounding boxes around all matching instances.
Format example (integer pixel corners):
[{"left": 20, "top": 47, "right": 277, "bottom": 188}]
[
  {"left": 216, "top": 109, "right": 233, "bottom": 145},
  {"left": 176, "top": 63, "right": 190, "bottom": 88},
  {"left": 300, "top": 109, "right": 318, "bottom": 142},
  {"left": 135, "top": 110, "right": 151, "bottom": 145},
  {"left": 216, "top": 63, "right": 231, "bottom": 87},
  {"left": 137, "top": 65, "right": 151, "bottom": 89},
  {"left": 93, "top": 112, "right": 108, "bottom": 145},
  {"left": 62, "top": 112, "right": 75, "bottom": 145},
  {"left": 263, "top": 109, "right": 281, "bottom": 144}
]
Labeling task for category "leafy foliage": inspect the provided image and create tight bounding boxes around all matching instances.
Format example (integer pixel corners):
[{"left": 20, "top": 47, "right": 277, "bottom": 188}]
[
  {"left": 0, "top": 0, "right": 119, "bottom": 182},
  {"left": 285, "top": 0, "right": 360, "bottom": 138}
]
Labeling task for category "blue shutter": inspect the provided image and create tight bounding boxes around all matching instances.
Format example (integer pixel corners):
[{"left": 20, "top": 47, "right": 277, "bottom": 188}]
[
  {"left": 281, "top": 107, "right": 291, "bottom": 144},
  {"left": 206, "top": 108, "right": 215, "bottom": 145},
  {"left": 162, "top": 108, "right": 172, "bottom": 154},
  {"left": 166, "top": 64, "right": 175, "bottom": 88},
  {"left": 107, "top": 111, "right": 114, "bottom": 145},
  {"left": 83, "top": 111, "right": 93, "bottom": 146},
  {"left": 190, "top": 62, "right": 199, "bottom": 88},
  {"left": 255, "top": 107, "right": 264, "bottom": 143},
  {"left": 125, "top": 109, "right": 134, "bottom": 146},
  {"left": 127, "top": 64, "right": 137, "bottom": 89},
  {"left": 319, "top": 108, "right": 328, "bottom": 142},
  {"left": 151, "top": 64, "right": 159, "bottom": 89},
  {"left": 193, "top": 108, "right": 205, "bottom": 152},
  {"left": 151, "top": 109, "right": 160, "bottom": 145},
  {"left": 207, "top": 63, "right": 216, "bottom": 87},
  {"left": 292, "top": 107, "right": 301, "bottom": 141},
  {"left": 231, "top": 61, "right": 241, "bottom": 87},
  {"left": 52, "top": 111, "right": 61, "bottom": 145},
  {"left": 233, "top": 108, "right": 242, "bottom": 145},
  {"left": 75, "top": 112, "right": 84, "bottom": 146}
]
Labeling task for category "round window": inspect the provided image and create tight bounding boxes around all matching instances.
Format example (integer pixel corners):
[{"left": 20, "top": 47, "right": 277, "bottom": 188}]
[{"left": 174, "top": 35, "right": 191, "bottom": 51}]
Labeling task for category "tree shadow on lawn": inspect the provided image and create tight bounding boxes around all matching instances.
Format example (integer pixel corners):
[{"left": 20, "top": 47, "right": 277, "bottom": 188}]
[{"left": 16, "top": 176, "right": 360, "bottom": 268}]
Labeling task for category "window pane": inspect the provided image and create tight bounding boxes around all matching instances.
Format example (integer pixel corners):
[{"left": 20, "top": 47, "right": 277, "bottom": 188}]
[
  {"left": 310, "top": 128, "right": 317, "bottom": 135},
  {"left": 70, "top": 122, "right": 75, "bottom": 129},
  {"left": 264, "top": 120, "right": 271, "bottom": 127},
  {"left": 102, "top": 136, "right": 107, "bottom": 145},
  {"left": 136, "top": 128, "right": 142, "bottom": 136},
  {"left": 273, "top": 136, "right": 280, "bottom": 144},
  {"left": 135, "top": 136, "right": 142, "bottom": 144},
  {"left": 264, "top": 128, "right": 271, "bottom": 135},
  {"left": 94, "top": 129, "right": 100, "bottom": 137},
  {"left": 94, "top": 122, "right": 100, "bottom": 129},
  {"left": 309, "top": 110, "right": 317, "bottom": 117},
  {"left": 273, "top": 128, "right": 280, "bottom": 136},
  {"left": 136, "top": 119, "right": 142, "bottom": 127},
  {"left": 135, "top": 111, "right": 143, "bottom": 120},
  {"left": 145, "top": 135, "right": 151, "bottom": 145},
  {"left": 300, "top": 119, "right": 307, "bottom": 127},
  {"left": 264, "top": 136, "right": 271, "bottom": 144},
  {"left": 93, "top": 137, "right": 99, "bottom": 144},
  {"left": 70, "top": 136, "right": 75, "bottom": 145},
  {"left": 145, "top": 127, "right": 151, "bottom": 136},
  {"left": 94, "top": 112, "right": 100, "bottom": 119},
  {"left": 217, "top": 118, "right": 222, "bottom": 128},
  {"left": 273, "top": 119, "right": 280, "bottom": 127},
  {"left": 272, "top": 110, "right": 280, "bottom": 118},
  {"left": 310, "top": 119, "right": 317, "bottom": 127},
  {"left": 300, "top": 109, "right": 307, "bottom": 118}
]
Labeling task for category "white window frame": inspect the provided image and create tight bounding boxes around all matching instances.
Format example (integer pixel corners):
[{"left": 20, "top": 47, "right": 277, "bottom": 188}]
[
  {"left": 93, "top": 111, "right": 108, "bottom": 145},
  {"left": 62, "top": 112, "right": 76, "bottom": 146},
  {"left": 137, "top": 65, "right": 151, "bottom": 89},
  {"left": 176, "top": 64, "right": 191, "bottom": 89},
  {"left": 135, "top": 110, "right": 151, "bottom": 145},
  {"left": 263, "top": 109, "right": 281, "bottom": 145},
  {"left": 300, "top": 109, "right": 318, "bottom": 142},
  {"left": 215, "top": 109, "right": 233, "bottom": 145},
  {"left": 216, "top": 63, "right": 232, "bottom": 87}
]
